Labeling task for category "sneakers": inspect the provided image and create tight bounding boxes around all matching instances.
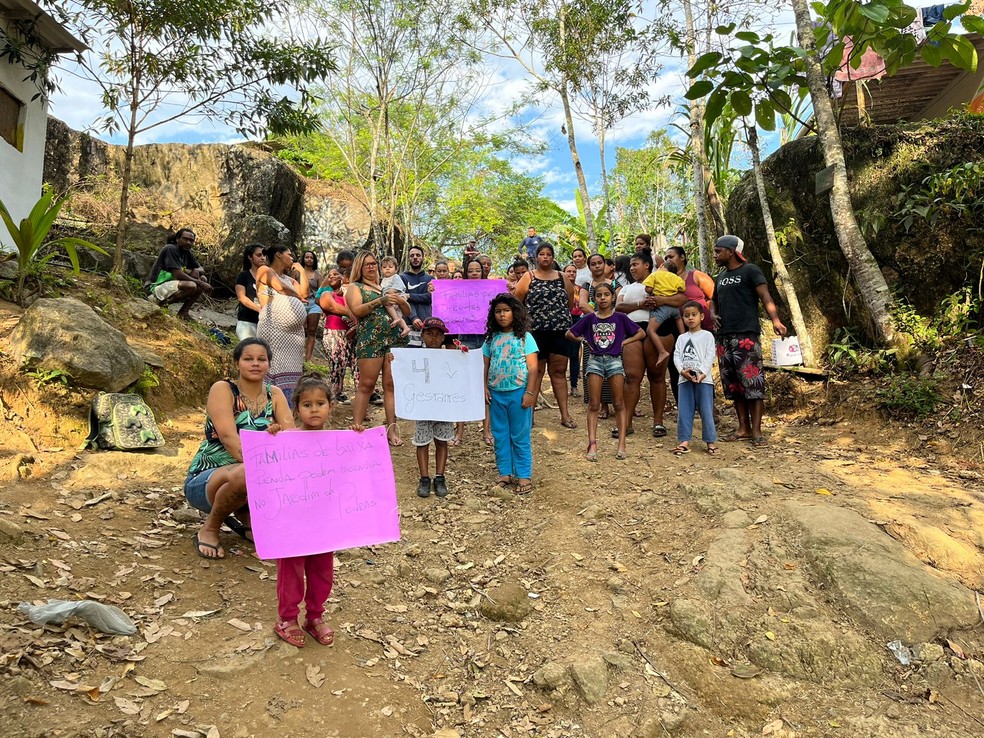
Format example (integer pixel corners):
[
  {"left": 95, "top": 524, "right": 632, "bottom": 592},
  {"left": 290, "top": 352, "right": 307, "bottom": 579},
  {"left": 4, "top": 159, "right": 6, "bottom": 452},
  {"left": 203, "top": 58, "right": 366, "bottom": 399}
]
[
  {"left": 433, "top": 475, "right": 448, "bottom": 498},
  {"left": 336, "top": 393, "right": 350, "bottom": 405},
  {"left": 418, "top": 475, "right": 448, "bottom": 498},
  {"left": 369, "top": 391, "right": 384, "bottom": 406}
]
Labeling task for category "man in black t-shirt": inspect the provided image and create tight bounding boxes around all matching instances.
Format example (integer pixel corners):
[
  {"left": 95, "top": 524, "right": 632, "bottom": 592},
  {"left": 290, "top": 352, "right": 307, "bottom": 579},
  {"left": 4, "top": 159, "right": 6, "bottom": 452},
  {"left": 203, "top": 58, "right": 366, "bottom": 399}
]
[
  {"left": 710, "top": 235, "right": 786, "bottom": 446},
  {"left": 145, "top": 228, "right": 212, "bottom": 320}
]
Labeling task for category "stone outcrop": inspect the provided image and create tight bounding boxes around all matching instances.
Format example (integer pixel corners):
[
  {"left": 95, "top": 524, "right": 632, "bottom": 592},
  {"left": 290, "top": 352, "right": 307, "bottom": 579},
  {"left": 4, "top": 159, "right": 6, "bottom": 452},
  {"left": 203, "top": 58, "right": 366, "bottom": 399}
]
[
  {"left": 43, "top": 118, "right": 371, "bottom": 288},
  {"left": 782, "top": 501, "right": 979, "bottom": 643},
  {"left": 9, "top": 298, "right": 146, "bottom": 392},
  {"left": 727, "top": 117, "right": 984, "bottom": 347}
]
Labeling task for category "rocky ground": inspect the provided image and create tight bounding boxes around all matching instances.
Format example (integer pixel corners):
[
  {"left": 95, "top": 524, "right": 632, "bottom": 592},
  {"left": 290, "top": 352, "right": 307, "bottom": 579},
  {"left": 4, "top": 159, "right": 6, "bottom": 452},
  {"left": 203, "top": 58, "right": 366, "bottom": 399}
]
[{"left": 2, "top": 382, "right": 984, "bottom": 738}]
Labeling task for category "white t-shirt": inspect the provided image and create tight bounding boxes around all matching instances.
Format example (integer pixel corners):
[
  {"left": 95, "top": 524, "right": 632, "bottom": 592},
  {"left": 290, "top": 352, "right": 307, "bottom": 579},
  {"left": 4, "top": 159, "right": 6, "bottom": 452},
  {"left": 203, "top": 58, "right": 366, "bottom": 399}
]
[
  {"left": 575, "top": 266, "right": 591, "bottom": 287},
  {"left": 617, "top": 282, "right": 650, "bottom": 323},
  {"left": 381, "top": 274, "right": 407, "bottom": 294},
  {"left": 674, "top": 329, "right": 716, "bottom": 384}
]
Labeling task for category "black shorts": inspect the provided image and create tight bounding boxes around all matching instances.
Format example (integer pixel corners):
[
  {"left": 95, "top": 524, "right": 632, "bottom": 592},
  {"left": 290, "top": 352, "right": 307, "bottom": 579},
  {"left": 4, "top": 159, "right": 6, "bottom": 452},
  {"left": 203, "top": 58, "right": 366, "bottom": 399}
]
[{"left": 532, "top": 329, "right": 569, "bottom": 359}]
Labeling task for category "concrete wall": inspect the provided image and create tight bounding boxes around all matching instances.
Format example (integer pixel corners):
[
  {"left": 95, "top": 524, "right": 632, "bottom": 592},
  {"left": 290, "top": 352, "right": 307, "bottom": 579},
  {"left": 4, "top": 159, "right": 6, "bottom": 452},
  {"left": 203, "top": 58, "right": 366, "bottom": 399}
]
[{"left": 0, "top": 15, "right": 48, "bottom": 249}]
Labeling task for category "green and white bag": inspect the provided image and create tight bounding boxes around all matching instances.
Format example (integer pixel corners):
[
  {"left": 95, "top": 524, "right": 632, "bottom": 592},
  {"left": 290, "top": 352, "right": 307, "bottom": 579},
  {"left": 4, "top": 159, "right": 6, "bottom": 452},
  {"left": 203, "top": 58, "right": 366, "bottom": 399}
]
[{"left": 83, "top": 393, "right": 165, "bottom": 451}]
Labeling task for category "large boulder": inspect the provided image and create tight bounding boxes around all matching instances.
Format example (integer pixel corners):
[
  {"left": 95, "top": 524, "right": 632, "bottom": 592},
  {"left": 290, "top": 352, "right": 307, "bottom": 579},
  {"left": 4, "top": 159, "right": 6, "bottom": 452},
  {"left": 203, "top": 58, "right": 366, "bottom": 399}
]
[
  {"left": 727, "top": 117, "right": 984, "bottom": 347},
  {"left": 9, "top": 298, "right": 145, "bottom": 391},
  {"left": 44, "top": 118, "right": 392, "bottom": 291},
  {"left": 783, "top": 501, "right": 979, "bottom": 643}
]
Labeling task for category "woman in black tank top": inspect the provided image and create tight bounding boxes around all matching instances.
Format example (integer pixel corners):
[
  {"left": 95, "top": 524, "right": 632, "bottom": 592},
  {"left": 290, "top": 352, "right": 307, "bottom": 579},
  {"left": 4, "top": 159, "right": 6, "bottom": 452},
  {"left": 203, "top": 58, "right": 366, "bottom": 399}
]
[{"left": 514, "top": 242, "right": 577, "bottom": 429}]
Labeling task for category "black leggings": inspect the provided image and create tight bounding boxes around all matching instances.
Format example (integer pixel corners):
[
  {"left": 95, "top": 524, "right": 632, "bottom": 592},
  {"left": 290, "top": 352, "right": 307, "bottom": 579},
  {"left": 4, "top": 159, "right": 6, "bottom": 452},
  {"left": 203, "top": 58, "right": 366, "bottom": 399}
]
[{"left": 656, "top": 319, "right": 680, "bottom": 405}]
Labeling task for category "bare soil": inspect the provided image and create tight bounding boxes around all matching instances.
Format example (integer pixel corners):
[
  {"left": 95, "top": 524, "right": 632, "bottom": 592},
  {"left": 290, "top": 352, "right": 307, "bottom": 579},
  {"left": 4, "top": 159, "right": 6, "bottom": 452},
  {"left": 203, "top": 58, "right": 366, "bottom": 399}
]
[{"left": 1, "top": 294, "right": 983, "bottom": 738}]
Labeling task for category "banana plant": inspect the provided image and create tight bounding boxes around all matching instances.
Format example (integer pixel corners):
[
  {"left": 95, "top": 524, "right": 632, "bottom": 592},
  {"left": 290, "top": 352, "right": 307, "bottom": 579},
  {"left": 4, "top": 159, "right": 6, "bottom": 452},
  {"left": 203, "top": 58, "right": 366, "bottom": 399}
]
[{"left": 0, "top": 190, "right": 107, "bottom": 305}]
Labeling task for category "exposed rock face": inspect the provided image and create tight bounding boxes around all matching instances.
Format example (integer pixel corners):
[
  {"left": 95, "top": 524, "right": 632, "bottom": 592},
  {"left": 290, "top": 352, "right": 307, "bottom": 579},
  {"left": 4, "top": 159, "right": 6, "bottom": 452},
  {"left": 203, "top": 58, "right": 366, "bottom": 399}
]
[
  {"left": 727, "top": 117, "right": 984, "bottom": 347},
  {"left": 782, "top": 501, "right": 979, "bottom": 643},
  {"left": 9, "top": 298, "right": 145, "bottom": 392},
  {"left": 44, "top": 118, "right": 372, "bottom": 287}
]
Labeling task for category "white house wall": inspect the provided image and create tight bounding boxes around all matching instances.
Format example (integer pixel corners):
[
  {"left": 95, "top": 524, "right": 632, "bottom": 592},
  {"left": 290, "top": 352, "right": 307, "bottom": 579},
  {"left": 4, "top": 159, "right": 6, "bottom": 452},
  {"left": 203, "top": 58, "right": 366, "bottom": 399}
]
[{"left": 0, "top": 14, "right": 48, "bottom": 249}]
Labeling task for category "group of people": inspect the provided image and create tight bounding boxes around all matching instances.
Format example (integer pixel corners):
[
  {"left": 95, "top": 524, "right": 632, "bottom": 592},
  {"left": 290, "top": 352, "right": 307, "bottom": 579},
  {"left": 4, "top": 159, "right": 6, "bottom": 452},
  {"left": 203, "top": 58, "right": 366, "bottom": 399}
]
[{"left": 154, "top": 227, "right": 787, "bottom": 648}]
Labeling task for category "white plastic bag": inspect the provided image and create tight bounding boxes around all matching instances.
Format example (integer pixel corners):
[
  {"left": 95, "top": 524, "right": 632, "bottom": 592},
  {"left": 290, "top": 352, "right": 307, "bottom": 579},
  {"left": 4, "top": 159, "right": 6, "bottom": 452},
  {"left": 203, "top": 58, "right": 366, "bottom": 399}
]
[
  {"left": 18, "top": 599, "right": 137, "bottom": 635},
  {"left": 772, "top": 336, "right": 803, "bottom": 366}
]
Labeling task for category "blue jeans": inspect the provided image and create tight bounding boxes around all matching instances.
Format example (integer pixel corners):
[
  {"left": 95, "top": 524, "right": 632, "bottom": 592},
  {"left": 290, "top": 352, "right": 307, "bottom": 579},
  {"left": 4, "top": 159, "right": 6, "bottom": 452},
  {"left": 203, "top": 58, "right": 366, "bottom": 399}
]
[
  {"left": 489, "top": 386, "right": 533, "bottom": 479},
  {"left": 677, "top": 381, "right": 717, "bottom": 443}
]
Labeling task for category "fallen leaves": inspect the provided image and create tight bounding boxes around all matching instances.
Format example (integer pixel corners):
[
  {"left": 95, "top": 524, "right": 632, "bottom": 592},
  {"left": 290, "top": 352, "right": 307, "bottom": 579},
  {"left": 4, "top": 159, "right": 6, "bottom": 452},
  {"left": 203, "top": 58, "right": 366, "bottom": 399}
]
[{"left": 306, "top": 665, "right": 325, "bottom": 688}]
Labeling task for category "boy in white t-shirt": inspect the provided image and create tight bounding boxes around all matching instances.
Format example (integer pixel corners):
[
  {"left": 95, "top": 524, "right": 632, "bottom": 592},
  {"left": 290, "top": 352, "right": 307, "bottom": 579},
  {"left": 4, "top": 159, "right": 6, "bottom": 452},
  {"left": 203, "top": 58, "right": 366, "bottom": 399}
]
[
  {"left": 671, "top": 301, "right": 718, "bottom": 456},
  {"left": 380, "top": 256, "right": 411, "bottom": 337}
]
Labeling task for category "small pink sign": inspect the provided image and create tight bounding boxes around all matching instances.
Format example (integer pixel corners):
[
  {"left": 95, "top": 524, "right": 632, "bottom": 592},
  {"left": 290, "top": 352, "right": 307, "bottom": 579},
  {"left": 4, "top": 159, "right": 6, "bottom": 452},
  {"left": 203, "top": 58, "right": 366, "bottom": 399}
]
[
  {"left": 241, "top": 427, "right": 401, "bottom": 559},
  {"left": 432, "top": 279, "right": 508, "bottom": 334}
]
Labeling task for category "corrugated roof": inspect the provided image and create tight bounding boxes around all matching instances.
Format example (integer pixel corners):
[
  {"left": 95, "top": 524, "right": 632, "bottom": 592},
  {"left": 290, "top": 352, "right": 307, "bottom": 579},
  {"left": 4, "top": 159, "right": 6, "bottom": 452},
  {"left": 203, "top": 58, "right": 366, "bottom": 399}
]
[
  {"left": 837, "top": 33, "right": 984, "bottom": 127},
  {"left": 0, "top": 0, "right": 86, "bottom": 54}
]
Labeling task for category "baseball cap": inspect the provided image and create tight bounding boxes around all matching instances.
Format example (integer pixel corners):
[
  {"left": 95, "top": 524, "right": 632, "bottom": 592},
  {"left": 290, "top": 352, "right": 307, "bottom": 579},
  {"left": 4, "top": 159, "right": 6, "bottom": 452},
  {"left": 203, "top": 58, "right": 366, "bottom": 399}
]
[
  {"left": 715, "top": 235, "right": 746, "bottom": 262},
  {"left": 422, "top": 317, "right": 448, "bottom": 334}
]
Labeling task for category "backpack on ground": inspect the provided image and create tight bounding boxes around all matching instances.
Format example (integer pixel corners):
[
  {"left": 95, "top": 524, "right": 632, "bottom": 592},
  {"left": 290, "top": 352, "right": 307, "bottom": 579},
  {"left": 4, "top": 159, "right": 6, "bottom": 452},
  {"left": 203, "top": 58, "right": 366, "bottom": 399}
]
[{"left": 83, "top": 393, "right": 165, "bottom": 451}]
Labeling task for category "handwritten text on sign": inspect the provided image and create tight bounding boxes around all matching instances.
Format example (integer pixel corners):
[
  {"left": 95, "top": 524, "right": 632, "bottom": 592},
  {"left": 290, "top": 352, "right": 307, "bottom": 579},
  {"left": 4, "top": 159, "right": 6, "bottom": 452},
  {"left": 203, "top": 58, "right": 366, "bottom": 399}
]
[
  {"left": 241, "top": 427, "right": 400, "bottom": 559},
  {"left": 432, "top": 279, "right": 507, "bottom": 334},
  {"left": 391, "top": 347, "right": 485, "bottom": 422}
]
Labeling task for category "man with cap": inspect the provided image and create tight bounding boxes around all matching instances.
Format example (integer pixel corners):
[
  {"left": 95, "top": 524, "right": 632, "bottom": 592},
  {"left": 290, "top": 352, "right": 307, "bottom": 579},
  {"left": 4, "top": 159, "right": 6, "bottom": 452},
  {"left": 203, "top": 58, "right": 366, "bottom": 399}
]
[
  {"left": 463, "top": 238, "right": 479, "bottom": 262},
  {"left": 710, "top": 235, "right": 786, "bottom": 446},
  {"left": 412, "top": 316, "right": 462, "bottom": 499}
]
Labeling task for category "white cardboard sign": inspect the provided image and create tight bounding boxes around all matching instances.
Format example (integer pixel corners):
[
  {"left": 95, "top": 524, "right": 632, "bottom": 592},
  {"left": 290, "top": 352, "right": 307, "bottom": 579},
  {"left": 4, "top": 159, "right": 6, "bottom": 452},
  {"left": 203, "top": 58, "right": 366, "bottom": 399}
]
[{"left": 391, "top": 347, "right": 485, "bottom": 421}]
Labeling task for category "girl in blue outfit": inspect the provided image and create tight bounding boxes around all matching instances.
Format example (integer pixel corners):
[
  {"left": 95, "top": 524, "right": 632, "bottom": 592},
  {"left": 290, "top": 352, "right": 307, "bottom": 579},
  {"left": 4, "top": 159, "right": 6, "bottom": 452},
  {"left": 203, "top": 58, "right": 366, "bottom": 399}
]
[{"left": 482, "top": 294, "right": 538, "bottom": 495}]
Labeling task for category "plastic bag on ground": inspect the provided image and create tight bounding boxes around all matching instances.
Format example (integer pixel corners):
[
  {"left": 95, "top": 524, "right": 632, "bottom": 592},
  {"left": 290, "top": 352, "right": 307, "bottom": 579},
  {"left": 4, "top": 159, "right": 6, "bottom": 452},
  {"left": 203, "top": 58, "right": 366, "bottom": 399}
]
[{"left": 18, "top": 599, "right": 137, "bottom": 635}]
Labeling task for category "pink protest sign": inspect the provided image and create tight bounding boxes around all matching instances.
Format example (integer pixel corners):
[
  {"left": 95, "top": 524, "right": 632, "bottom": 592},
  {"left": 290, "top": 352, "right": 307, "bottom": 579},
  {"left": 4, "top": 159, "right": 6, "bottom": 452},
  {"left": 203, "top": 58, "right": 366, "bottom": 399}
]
[
  {"left": 432, "top": 279, "right": 508, "bottom": 334},
  {"left": 241, "top": 427, "right": 400, "bottom": 559}
]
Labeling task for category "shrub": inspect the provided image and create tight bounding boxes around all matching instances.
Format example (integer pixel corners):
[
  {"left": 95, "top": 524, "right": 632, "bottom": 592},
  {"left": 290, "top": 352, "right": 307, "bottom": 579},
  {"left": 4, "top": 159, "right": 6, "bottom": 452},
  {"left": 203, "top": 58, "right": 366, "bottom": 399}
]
[{"left": 875, "top": 374, "right": 941, "bottom": 420}]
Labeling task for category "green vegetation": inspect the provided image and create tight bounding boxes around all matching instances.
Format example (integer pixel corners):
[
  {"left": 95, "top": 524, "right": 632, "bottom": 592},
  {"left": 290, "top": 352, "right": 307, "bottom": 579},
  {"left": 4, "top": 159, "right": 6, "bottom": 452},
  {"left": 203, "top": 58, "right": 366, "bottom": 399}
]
[
  {"left": 894, "top": 161, "right": 984, "bottom": 233},
  {"left": 876, "top": 374, "right": 942, "bottom": 420},
  {"left": 0, "top": 191, "right": 107, "bottom": 306},
  {"left": 128, "top": 367, "right": 161, "bottom": 398},
  {"left": 25, "top": 367, "right": 72, "bottom": 389}
]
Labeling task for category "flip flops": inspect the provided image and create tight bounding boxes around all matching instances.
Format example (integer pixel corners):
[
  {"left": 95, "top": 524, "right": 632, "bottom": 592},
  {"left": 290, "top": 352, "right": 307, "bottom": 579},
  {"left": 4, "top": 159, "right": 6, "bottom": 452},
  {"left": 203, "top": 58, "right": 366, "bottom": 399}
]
[
  {"left": 193, "top": 533, "right": 224, "bottom": 559},
  {"left": 652, "top": 424, "right": 667, "bottom": 438},
  {"left": 670, "top": 445, "right": 690, "bottom": 456},
  {"left": 223, "top": 516, "right": 253, "bottom": 543}
]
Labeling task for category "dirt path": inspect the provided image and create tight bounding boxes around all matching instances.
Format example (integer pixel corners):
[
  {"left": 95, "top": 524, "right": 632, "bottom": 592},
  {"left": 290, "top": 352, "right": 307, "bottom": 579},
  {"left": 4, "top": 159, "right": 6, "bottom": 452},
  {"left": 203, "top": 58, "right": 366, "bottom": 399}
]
[{"left": 2, "top": 391, "right": 984, "bottom": 738}]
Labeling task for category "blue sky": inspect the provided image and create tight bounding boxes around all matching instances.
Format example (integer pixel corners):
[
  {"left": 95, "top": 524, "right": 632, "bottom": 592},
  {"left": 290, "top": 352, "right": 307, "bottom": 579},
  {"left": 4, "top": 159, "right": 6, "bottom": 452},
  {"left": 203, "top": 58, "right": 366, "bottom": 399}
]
[
  {"left": 45, "top": 1, "right": 955, "bottom": 216},
  {"left": 43, "top": 3, "right": 762, "bottom": 217}
]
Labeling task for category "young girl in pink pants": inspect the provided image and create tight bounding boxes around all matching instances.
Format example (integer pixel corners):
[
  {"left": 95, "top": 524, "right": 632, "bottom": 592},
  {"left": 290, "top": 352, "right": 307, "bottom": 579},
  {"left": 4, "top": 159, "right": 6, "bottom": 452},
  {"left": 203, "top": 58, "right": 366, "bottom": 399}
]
[{"left": 274, "top": 373, "right": 336, "bottom": 648}]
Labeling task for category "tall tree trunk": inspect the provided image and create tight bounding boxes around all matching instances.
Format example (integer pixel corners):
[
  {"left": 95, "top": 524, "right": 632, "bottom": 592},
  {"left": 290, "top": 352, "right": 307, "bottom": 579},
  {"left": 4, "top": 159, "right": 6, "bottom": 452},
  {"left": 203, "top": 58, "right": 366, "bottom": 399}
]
[
  {"left": 114, "top": 37, "right": 142, "bottom": 274},
  {"left": 746, "top": 124, "right": 817, "bottom": 367},
  {"left": 704, "top": 165, "right": 727, "bottom": 237},
  {"left": 558, "top": 8, "right": 596, "bottom": 252},
  {"left": 683, "top": 0, "right": 709, "bottom": 272},
  {"left": 596, "top": 108, "right": 613, "bottom": 239},
  {"left": 790, "top": 0, "right": 898, "bottom": 346},
  {"left": 560, "top": 79, "right": 596, "bottom": 251},
  {"left": 114, "top": 130, "right": 136, "bottom": 274}
]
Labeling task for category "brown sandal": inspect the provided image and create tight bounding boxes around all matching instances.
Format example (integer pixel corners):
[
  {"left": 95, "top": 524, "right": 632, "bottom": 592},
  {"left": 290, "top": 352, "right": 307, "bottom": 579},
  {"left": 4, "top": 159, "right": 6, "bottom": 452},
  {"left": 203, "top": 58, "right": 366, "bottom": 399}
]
[
  {"left": 275, "top": 619, "right": 305, "bottom": 648},
  {"left": 303, "top": 618, "right": 335, "bottom": 646}
]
